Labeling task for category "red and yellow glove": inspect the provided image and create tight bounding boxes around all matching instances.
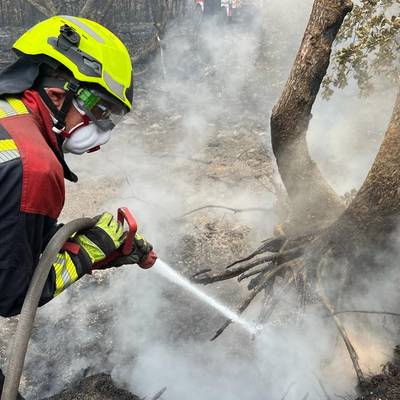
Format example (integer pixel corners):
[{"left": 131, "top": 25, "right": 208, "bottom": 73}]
[{"left": 51, "top": 212, "right": 156, "bottom": 297}]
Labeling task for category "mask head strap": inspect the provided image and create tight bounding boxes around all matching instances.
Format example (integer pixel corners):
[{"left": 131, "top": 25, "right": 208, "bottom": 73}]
[{"left": 38, "top": 78, "right": 80, "bottom": 133}]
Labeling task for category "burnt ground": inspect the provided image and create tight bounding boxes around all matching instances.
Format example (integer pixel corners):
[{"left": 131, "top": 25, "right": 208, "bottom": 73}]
[
  {"left": 43, "top": 374, "right": 140, "bottom": 400},
  {"left": 1, "top": 8, "right": 399, "bottom": 400}
]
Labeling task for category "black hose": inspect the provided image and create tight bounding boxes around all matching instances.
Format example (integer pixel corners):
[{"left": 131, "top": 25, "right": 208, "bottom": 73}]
[{"left": 1, "top": 217, "right": 97, "bottom": 400}]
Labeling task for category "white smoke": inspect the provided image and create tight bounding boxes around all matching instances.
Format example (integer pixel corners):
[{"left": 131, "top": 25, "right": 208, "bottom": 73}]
[{"left": 3, "top": 1, "right": 398, "bottom": 399}]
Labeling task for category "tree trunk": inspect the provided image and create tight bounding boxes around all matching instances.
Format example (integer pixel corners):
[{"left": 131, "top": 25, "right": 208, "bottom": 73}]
[
  {"left": 270, "top": 0, "right": 353, "bottom": 231},
  {"left": 324, "top": 90, "right": 400, "bottom": 257},
  {"left": 79, "top": 0, "right": 114, "bottom": 22},
  {"left": 24, "top": 0, "right": 57, "bottom": 17}
]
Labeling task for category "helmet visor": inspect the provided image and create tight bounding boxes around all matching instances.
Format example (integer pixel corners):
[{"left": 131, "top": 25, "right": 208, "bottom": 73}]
[{"left": 75, "top": 87, "right": 127, "bottom": 131}]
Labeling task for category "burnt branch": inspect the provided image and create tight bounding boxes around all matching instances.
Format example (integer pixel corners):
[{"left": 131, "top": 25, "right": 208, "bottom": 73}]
[
  {"left": 238, "top": 258, "right": 300, "bottom": 282},
  {"left": 192, "top": 247, "right": 304, "bottom": 285},
  {"left": 280, "top": 382, "right": 295, "bottom": 400},
  {"left": 333, "top": 310, "right": 400, "bottom": 318},
  {"left": 210, "top": 271, "right": 274, "bottom": 341},
  {"left": 317, "top": 257, "right": 365, "bottom": 384},
  {"left": 317, "top": 378, "right": 332, "bottom": 400},
  {"left": 226, "top": 230, "right": 319, "bottom": 270},
  {"left": 178, "top": 205, "right": 272, "bottom": 219},
  {"left": 150, "top": 387, "right": 167, "bottom": 400}
]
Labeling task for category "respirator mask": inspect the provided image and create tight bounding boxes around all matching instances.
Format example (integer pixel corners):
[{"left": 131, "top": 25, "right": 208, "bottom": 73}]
[{"left": 61, "top": 87, "right": 127, "bottom": 155}]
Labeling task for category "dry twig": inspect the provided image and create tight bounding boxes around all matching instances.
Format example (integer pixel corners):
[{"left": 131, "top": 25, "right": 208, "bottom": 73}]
[
  {"left": 280, "top": 382, "right": 295, "bottom": 400},
  {"left": 178, "top": 205, "right": 271, "bottom": 219},
  {"left": 150, "top": 387, "right": 167, "bottom": 400},
  {"left": 316, "top": 257, "right": 365, "bottom": 384},
  {"left": 316, "top": 377, "right": 332, "bottom": 400},
  {"left": 210, "top": 272, "right": 275, "bottom": 341},
  {"left": 333, "top": 310, "right": 400, "bottom": 318}
]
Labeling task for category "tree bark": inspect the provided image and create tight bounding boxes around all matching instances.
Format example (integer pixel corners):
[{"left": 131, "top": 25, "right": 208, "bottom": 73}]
[
  {"left": 326, "top": 90, "right": 400, "bottom": 255},
  {"left": 131, "top": 0, "right": 173, "bottom": 64},
  {"left": 79, "top": 0, "right": 114, "bottom": 22},
  {"left": 24, "top": 0, "right": 57, "bottom": 17},
  {"left": 270, "top": 0, "right": 353, "bottom": 231}
]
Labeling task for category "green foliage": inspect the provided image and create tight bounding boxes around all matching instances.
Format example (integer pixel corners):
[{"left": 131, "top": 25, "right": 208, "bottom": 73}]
[{"left": 323, "top": 0, "right": 400, "bottom": 97}]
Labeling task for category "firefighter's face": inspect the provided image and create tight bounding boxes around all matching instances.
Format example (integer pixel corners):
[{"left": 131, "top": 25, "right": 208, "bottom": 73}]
[{"left": 46, "top": 88, "right": 84, "bottom": 131}]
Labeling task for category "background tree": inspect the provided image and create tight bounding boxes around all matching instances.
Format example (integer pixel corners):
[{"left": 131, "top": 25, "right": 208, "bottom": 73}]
[
  {"left": 0, "top": 0, "right": 187, "bottom": 67},
  {"left": 194, "top": 0, "right": 400, "bottom": 386}
]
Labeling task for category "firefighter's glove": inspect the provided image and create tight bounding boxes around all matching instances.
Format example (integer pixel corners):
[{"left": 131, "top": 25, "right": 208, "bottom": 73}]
[
  {"left": 108, "top": 232, "right": 157, "bottom": 269},
  {"left": 75, "top": 212, "right": 124, "bottom": 264}
]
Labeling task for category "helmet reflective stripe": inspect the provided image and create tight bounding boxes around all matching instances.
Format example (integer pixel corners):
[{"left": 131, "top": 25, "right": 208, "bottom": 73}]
[
  {"left": 103, "top": 71, "right": 125, "bottom": 100},
  {"left": 61, "top": 16, "right": 105, "bottom": 44}
]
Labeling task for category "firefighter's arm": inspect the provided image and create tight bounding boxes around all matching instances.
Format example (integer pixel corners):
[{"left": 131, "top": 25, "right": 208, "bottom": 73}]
[{"left": 44, "top": 212, "right": 125, "bottom": 298}]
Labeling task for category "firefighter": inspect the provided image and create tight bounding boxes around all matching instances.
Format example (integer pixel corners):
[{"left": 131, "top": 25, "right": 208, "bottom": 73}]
[{"left": 0, "top": 16, "right": 156, "bottom": 397}]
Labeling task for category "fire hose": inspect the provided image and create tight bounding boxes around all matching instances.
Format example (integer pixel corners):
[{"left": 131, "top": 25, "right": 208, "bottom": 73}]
[{"left": 1, "top": 208, "right": 154, "bottom": 400}]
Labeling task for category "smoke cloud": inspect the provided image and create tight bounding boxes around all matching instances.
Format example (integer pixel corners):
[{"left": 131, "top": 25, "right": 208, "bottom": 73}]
[{"left": 1, "top": 1, "right": 398, "bottom": 399}]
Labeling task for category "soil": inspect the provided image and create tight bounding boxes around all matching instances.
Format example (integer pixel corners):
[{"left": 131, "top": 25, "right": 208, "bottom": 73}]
[
  {"left": 43, "top": 374, "right": 140, "bottom": 400},
  {"left": 356, "top": 365, "right": 400, "bottom": 400}
]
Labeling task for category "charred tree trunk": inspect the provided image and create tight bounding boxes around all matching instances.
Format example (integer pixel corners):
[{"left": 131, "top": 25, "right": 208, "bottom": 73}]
[
  {"left": 321, "top": 91, "right": 400, "bottom": 257},
  {"left": 270, "top": 0, "right": 352, "bottom": 231},
  {"left": 24, "top": 0, "right": 57, "bottom": 17},
  {"left": 79, "top": 0, "right": 114, "bottom": 22}
]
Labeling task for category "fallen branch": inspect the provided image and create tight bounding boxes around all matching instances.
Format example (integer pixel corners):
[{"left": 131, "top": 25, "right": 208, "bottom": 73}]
[
  {"left": 280, "top": 382, "right": 295, "bottom": 400},
  {"left": 179, "top": 205, "right": 272, "bottom": 219},
  {"left": 159, "top": 154, "right": 212, "bottom": 165},
  {"left": 255, "top": 271, "right": 299, "bottom": 327},
  {"left": 317, "top": 377, "right": 332, "bottom": 400},
  {"left": 212, "top": 266, "right": 301, "bottom": 341},
  {"left": 333, "top": 310, "right": 400, "bottom": 318},
  {"left": 238, "top": 263, "right": 273, "bottom": 282},
  {"left": 150, "top": 387, "right": 167, "bottom": 400},
  {"left": 211, "top": 272, "right": 275, "bottom": 341},
  {"left": 133, "top": 65, "right": 150, "bottom": 77},
  {"left": 317, "top": 257, "right": 365, "bottom": 384}
]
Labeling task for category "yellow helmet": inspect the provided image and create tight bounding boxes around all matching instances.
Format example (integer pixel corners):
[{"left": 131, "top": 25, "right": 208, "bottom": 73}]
[{"left": 13, "top": 15, "right": 133, "bottom": 110}]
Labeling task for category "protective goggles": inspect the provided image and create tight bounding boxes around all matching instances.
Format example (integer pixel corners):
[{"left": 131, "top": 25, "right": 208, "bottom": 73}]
[{"left": 74, "top": 87, "right": 127, "bottom": 131}]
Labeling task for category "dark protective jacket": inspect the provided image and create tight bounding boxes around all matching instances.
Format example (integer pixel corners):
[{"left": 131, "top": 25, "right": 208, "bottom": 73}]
[{"left": 0, "top": 90, "right": 90, "bottom": 317}]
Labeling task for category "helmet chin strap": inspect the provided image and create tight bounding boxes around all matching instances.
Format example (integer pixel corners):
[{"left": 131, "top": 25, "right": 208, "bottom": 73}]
[{"left": 38, "top": 78, "right": 80, "bottom": 133}]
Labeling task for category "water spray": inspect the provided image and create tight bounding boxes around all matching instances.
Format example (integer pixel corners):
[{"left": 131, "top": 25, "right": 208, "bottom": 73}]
[{"left": 153, "top": 259, "right": 257, "bottom": 336}]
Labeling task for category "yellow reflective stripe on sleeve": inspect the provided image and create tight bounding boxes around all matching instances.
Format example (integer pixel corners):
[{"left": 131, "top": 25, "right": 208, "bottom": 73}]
[
  {"left": 0, "top": 97, "right": 29, "bottom": 119},
  {"left": 53, "top": 252, "right": 79, "bottom": 297},
  {"left": 0, "top": 139, "right": 17, "bottom": 152},
  {"left": 5, "top": 97, "right": 28, "bottom": 115},
  {"left": 76, "top": 235, "right": 106, "bottom": 263},
  {"left": 0, "top": 139, "right": 19, "bottom": 164}
]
